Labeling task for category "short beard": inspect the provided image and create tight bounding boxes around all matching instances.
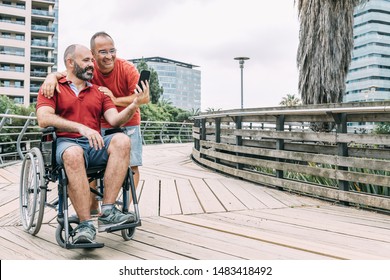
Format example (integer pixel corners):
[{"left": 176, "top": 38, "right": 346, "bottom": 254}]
[{"left": 74, "top": 62, "right": 94, "bottom": 81}]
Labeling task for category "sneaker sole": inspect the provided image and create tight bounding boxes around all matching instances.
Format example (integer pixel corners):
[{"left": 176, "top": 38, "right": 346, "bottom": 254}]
[
  {"left": 98, "top": 216, "right": 135, "bottom": 232},
  {"left": 73, "top": 236, "right": 95, "bottom": 244}
]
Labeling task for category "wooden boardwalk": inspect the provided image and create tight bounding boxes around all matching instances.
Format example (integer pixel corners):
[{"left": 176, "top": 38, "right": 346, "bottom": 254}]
[{"left": 1, "top": 143, "right": 390, "bottom": 260}]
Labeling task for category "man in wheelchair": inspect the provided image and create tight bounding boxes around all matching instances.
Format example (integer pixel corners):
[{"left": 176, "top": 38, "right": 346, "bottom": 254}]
[{"left": 36, "top": 44, "right": 149, "bottom": 244}]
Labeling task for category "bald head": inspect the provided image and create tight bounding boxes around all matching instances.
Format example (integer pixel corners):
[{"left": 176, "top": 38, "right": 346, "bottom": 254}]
[
  {"left": 63, "top": 44, "right": 91, "bottom": 65},
  {"left": 63, "top": 44, "right": 95, "bottom": 81}
]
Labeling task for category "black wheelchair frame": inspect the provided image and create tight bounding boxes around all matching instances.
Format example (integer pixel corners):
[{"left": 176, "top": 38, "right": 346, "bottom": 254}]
[{"left": 19, "top": 127, "right": 141, "bottom": 249}]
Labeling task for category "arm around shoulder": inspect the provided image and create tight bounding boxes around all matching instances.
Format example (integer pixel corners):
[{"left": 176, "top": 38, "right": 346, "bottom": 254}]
[{"left": 41, "top": 71, "right": 67, "bottom": 98}]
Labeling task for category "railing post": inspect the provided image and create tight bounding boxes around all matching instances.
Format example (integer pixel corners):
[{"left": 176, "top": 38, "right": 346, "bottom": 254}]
[
  {"left": 17, "top": 112, "right": 35, "bottom": 160},
  {"left": 200, "top": 118, "right": 206, "bottom": 159},
  {"left": 335, "top": 113, "right": 349, "bottom": 193},
  {"left": 215, "top": 117, "right": 221, "bottom": 164},
  {"left": 0, "top": 109, "right": 11, "bottom": 131},
  {"left": 0, "top": 109, "right": 9, "bottom": 164},
  {"left": 159, "top": 123, "right": 166, "bottom": 144},
  {"left": 275, "top": 115, "right": 285, "bottom": 181},
  {"left": 178, "top": 121, "right": 186, "bottom": 143},
  {"left": 194, "top": 119, "right": 200, "bottom": 151},
  {"left": 141, "top": 121, "right": 148, "bottom": 145},
  {"left": 235, "top": 116, "right": 243, "bottom": 170}
]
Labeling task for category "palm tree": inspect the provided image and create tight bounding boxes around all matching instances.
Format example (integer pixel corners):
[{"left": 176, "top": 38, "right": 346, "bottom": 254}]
[
  {"left": 296, "top": 0, "right": 365, "bottom": 105},
  {"left": 205, "top": 107, "right": 222, "bottom": 113},
  {"left": 279, "top": 94, "right": 301, "bottom": 107}
]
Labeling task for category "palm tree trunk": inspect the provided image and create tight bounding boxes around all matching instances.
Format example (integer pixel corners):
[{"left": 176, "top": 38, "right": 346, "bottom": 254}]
[{"left": 296, "top": 0, "right": 365, "bottom": 105}]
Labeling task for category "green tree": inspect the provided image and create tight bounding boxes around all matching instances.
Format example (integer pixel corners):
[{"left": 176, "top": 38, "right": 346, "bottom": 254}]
[
  {"left": 279, "top": 94, "right": 301, "bottom": 107},
  {"left": 374, "top": 123, "right": 390, "bottom": 135},
  {"left": 296, "top": 0, "right": 365, "bottom": 105},
  {"left": 0, "top": 95, "right": 37, "bottom": 145},
  {"left": 136, "top": 59, "right": 163, "bottom": 104}
]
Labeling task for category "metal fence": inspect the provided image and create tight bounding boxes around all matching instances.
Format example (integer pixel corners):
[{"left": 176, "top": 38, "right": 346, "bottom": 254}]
[{"left": 0, "top": 110, "right": 193, "bottom": 167}]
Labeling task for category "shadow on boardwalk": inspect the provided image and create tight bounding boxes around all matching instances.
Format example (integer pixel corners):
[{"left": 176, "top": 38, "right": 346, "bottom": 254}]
[{"left": 0, "top": 143, "right": 390, "bottom": 260}]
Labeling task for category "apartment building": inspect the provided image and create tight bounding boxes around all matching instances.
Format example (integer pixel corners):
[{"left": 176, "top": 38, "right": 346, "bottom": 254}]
[{"left": 0, "top": 0, "right": 58, "bottom": 106}]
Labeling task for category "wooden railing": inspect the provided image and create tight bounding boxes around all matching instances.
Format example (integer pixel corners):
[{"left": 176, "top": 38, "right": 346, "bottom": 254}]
[{"left": 192, "top": 101, "right": 390, "bottom": 212}]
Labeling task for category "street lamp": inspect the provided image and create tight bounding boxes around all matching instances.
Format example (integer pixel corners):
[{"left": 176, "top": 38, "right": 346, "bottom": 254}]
[{"left": 234, "top": 57, "right": 250, "bottom": 109}]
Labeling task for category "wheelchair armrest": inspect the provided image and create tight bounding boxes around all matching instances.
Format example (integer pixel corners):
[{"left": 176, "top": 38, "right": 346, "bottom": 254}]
[
  {"left": 40, "top": 126, "right": 57, "bottom": 134},
  {"left": 104, "top": 127, "right": 125, "bottom": 136}
]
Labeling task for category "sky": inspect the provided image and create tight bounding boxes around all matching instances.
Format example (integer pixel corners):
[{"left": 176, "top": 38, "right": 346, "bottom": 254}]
[{"left": 57, "top": 0, "right": 300, "bottom": 111}]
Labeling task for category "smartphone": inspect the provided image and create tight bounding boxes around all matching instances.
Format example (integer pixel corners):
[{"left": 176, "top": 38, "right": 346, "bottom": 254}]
[{"left": 137, "top": 70, "right": 151, "bottom": 88}]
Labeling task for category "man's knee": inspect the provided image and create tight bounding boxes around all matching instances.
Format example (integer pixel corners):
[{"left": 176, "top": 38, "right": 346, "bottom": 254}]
[
  {"left": 109, "top": 133, "right": 130, "bottom": 154},
  {"left": 62, "top": 146, "right": 84, "bottom": 168}
]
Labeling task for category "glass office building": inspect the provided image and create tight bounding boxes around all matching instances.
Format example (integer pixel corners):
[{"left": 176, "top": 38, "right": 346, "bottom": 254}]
[
  {"left": 345, "top": 0, "right": 390, "bottom": 103},
  {"left": 0, "top": 0, "right": 59, "bottom": 106},
  {"left": 130, "top": 57, "right": 201, "bottom": 111},
  {"left": 344, "top": 0, "right": 390, "bottom": 132}
]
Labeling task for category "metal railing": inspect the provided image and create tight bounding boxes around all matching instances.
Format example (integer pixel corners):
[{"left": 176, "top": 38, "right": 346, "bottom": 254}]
[
  {"left": 0, "top": 111, "right": 194, "bottom": 167},
  {"left": 192, "top": 101, "right": 390, "bottom": 213}
]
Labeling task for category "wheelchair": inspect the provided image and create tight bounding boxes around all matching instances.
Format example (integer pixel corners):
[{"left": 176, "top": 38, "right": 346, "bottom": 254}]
[{"left": 19, "top": 127, "right": 141, "bottom": 249}]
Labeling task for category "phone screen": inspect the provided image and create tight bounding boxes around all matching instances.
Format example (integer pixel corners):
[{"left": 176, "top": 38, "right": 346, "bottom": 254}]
[{"left": 138, "top": 70, "right": 151, "bottom": 88}]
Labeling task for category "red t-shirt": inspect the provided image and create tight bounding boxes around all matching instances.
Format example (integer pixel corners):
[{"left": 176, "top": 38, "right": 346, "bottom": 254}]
[
  {"left": 92, "top": 58, "right": 140, "bottom": 128},
  {"left": 36, "top": 78, "right": 116, "bottom": 138}
]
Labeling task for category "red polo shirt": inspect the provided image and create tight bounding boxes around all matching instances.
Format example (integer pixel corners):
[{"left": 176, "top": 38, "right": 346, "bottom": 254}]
[
  {"left": 36, "top": 77, "right": 116, "bottom": 138},
  {"left": 92, "top": 58, "right": 140, "bottom": 128}
]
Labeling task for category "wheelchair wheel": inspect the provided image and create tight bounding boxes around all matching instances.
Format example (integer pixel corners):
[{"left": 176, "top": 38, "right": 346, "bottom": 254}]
[
  {"left": 55, "top": 216, "right": 80, "bottom": 248},
  {"left": 19, "top": 147, "right": 46, "bottom": 235},
  {"left": 121, "top": 227, "right": 136, "bottom": 241}
]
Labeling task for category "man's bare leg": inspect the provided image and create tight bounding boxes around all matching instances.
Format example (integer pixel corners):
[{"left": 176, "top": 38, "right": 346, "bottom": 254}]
[
  {"left": 102, "top": 133, "right": 130, "bottom": 204},
  {"left": 62, "top": 146, "right": 91, "bottom": 222},
  {"left": 89, "top": 180, "right": 100, "bottom": 214}
]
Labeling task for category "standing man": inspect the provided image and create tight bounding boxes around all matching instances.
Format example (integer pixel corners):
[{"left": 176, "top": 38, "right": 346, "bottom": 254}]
[
  {"left": 37, "top": 44, "right": 149, "bottom": 243},
  {"left": 42, "top": 32, "right": 146, "bottom": 212}
]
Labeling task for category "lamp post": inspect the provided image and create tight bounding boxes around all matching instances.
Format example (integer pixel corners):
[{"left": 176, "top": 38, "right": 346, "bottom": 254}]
[{"left": 234, "top": 57, "right": 250, "bottom": 109}]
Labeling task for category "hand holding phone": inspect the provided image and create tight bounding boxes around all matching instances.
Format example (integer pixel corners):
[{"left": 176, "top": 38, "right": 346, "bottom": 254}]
[{"left": 138, "top": 70, "right": 151, "bottom": 89}]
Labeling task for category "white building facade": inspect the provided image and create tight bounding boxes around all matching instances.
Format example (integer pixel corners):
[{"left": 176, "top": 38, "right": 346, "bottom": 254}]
[{"left": 0, "top": 0, "right": 59, "bottom": 106}]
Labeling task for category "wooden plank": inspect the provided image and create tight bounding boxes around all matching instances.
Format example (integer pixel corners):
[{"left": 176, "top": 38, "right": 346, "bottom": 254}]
[
  {"left": 1, "top": 226, "right": 88, "bottom": 259},
  {"left": 232, "top": 182, "right": 287, "bottom": 209},
  {"left": 0, "top": 168, "right": 19, "bottom": 184},
  {"left": 209, "top": 210, "right": 390, "bottom": 259},
  {"left": 169, "top": 213, "right": 387, "bottom": 259},
  {"left": 204, "top": 178, "right": 246, "bottom": 211},
  {"left": 190, "top": 178, "right": 225, "bottom": 213},
  {"left": 138, "top": 178, "right": 159, "bottom": 217},
  {"left": 220, "top": 179, "right": 269, "bottom": 209},
  {"left": 159, "top": 178, "right": 182, "bottom": 216},
  {"left": 175, "top": 178, "right": 203, "bottom": 215},
  {"left": 145, "top": 216, "right": 333, "bottom": 260},
  {"left": 250, "top": 206, "right": 390, "bottom": 241},
  {"left": 134, "top": 219, "right": 242, "bottom": 260}
]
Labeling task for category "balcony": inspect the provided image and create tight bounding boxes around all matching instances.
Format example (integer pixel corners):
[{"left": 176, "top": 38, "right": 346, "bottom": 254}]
[
  {"left": 0, "top": 18, "right": 25, "bottom": 25},
  {"left": 30, "top": 85, "right": 41, "bottom": 92},
  {"left": 0, "top": 67, "right": 24, "bottom": 73},
  {"left": 31, "top": 25, "right": 55, "bottom": 33},
  {"left": 32, "top": 9, "right": 55, "bottom": 19},
  {"left": 32, "top": 0, "right": 56, "bottom": 3},
  {"left": 31, "top": 40, "right": 55, "bottom": 48},
  {"left": 0, "top": 3, "right": 25, "bottom": 10},
  {"left": 30, "top": 55, "right": 55, "bottom": 63},
  {"left": 30, "top": 71, "right": 48, "bottom": 77}
]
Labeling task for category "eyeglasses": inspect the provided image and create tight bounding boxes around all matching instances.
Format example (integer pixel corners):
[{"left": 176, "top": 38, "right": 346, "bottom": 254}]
[{"left": 97, "top": 48, "right": 117, "bottom": 56}]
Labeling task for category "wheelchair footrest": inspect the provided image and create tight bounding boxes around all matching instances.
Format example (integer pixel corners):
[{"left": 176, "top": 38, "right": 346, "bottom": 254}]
[
  {"left": 66, "top": 241, "right": 104, "bottom": 249},
  {"left": 104, "top": 220, "right": 141, "bottom": 233}
]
